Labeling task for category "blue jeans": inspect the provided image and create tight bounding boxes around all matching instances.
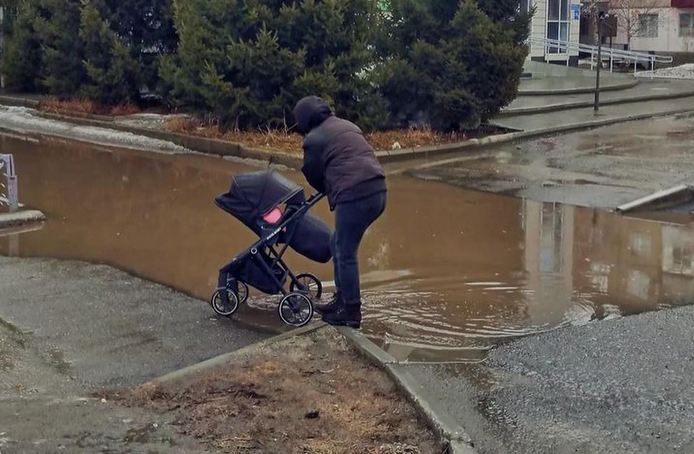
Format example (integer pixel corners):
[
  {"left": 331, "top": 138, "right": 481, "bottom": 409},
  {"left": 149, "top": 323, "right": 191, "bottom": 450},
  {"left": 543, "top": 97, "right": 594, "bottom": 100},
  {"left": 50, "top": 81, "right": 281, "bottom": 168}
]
[{"left": 331, "top": 191, "right": 387, "bottom": 306}]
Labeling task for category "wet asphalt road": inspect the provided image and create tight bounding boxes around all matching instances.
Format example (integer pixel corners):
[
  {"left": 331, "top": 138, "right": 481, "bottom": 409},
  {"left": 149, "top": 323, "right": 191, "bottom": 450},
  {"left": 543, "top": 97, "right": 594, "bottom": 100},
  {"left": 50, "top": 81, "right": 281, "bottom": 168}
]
[
  {"left": 407, "top": 304, "right": 694, "bottom": 454},
  {"left": 410, "top": 114, "right": 694, "bottom": 209}
]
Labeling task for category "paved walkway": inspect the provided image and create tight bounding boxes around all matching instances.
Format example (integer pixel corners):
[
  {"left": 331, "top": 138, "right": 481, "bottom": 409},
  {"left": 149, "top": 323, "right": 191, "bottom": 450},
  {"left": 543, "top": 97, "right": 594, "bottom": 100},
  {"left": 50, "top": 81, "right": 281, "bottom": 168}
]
[
  {"left": 0, "top": 256, "right": 266, "bottom": 453},
  {"left": 0, "top": 256, "right": 267, "bottom": 389}
]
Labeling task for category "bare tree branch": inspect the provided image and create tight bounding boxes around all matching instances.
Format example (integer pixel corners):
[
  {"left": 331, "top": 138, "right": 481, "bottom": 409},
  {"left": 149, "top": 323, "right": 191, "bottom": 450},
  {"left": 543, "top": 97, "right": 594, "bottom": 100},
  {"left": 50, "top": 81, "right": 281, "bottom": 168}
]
[{"left": 608, "top": 0, "right": 666, "bottom": 48}]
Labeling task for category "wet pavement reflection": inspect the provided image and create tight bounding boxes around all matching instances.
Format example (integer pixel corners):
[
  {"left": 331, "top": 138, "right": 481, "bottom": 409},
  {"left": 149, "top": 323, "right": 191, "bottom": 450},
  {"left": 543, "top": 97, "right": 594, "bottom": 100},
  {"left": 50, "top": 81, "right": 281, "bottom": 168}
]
[
  {"left": 2, "top": 134, "right": 694, "bottom": 362},
  {"left": 411, "top": 115, "right": 694, "bottom": 210}
]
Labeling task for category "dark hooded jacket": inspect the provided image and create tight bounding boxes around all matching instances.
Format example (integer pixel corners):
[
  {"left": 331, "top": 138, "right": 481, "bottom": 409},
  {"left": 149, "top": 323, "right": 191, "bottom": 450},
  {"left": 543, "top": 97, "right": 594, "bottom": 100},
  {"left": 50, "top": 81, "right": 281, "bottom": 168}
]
[{"left": 294, "top": 96, "right": 386, "bottom": 210}]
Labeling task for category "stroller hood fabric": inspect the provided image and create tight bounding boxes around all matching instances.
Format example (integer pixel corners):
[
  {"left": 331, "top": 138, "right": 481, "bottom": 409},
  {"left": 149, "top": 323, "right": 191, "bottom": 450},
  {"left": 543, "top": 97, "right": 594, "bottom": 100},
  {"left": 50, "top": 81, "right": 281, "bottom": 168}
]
[
  {"left": 215, "top": 170, "right": 304, "bottom": 230},
  {"left": 216, "top": 170, "right": 332, "bottom": 264}
]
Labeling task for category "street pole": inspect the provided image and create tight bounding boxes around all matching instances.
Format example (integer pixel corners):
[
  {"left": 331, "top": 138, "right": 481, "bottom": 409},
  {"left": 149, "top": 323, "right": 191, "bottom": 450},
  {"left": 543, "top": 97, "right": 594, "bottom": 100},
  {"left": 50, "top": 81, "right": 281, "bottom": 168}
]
[{"left": 594, "top": 14, "right": 603, "bottom": 113}]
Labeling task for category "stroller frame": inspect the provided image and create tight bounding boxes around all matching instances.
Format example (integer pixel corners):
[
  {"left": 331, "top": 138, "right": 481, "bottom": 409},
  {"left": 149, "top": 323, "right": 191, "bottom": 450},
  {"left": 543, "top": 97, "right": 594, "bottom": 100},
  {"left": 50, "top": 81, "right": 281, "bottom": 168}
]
[{"left": 215, "top": 192, "right": 326, "bottom": 324}]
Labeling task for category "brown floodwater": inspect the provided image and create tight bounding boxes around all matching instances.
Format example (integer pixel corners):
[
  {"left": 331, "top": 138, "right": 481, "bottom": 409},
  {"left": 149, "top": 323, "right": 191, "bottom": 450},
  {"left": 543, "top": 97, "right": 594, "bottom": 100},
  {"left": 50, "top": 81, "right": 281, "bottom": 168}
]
[{"left": 2, "top": 133, "right": 694, "bottom": 362}]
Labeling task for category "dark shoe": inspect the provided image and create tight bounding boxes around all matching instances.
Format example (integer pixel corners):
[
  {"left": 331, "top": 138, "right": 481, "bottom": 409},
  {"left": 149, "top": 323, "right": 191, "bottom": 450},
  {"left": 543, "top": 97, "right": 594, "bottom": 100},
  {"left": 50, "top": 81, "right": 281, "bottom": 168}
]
[
  {"left": 322, "top": 304, "right": 361, "bottom": 329},
  {"left": 314, "top": 292, "right": 342, "bottom": 316}
]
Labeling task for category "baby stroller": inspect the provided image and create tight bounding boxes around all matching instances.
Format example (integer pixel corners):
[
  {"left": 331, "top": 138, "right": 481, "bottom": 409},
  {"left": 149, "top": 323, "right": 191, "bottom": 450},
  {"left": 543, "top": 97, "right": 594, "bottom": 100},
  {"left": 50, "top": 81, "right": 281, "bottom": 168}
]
[{"left": 211, "top": 170, "right": 332, "bottom": 327}]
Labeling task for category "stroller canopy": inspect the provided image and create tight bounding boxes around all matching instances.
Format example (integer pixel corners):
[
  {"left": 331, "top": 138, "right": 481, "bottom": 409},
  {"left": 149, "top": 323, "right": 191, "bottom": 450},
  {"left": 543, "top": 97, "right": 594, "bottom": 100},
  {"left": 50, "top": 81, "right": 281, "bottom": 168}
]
[{"left": 215, "top": 170, "right": 305, "bottom": 227}]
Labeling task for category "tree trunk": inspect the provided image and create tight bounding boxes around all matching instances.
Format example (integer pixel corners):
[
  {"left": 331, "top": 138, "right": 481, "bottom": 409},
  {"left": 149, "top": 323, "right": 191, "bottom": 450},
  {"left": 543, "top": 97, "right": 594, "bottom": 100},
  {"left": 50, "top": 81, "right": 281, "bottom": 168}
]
[{"left": 625, "top": 16, "right": 631, "bottom": 51}]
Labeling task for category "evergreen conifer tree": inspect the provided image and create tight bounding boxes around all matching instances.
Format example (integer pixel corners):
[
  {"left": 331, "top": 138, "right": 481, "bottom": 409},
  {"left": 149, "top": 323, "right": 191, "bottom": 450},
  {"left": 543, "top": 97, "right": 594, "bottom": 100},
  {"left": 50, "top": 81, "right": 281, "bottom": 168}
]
[
  {"left": 0, "top": 0, "right": 43, "bottom": 92},
  {"left": 32, "top": 0, "right": 85, "bottom": 96},
  {"left": 376, "top": 0, "right": 529, "bottom": 131},
  {"left": 80, "top": 1, "right": 141, "bottom": 105},
  {"left": 161, "top": 0, "right": 383, "bottom": 129}
]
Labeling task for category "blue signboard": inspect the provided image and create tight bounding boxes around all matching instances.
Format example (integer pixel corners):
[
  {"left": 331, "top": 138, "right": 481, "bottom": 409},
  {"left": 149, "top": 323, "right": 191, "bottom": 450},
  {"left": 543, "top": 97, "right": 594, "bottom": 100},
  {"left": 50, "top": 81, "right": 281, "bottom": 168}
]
[{"left": 571, "top": 3, "right": 581, "bottom": 20}]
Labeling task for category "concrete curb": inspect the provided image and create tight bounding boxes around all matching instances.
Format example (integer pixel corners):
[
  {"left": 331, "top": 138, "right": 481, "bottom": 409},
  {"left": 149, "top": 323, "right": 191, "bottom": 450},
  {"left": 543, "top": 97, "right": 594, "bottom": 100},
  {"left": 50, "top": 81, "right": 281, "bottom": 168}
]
[
  {"left": 499, "top": 90, "right": 694, "bottom": 117},
  {"left": 150, "top": 321, "right": 326, "bottom": 385},
  {"left": 518, "top": 78, "right": 639, "bottom": 96},
  {"left": 616, "top": 185, "right": 693, "bottom": 213},
  {"left": 337, "top": 327, "right": 477, "bottom": 454},
  {"left": 0, "top": 210, "right": 46, "bottom": 229},
  {"left": 0, "top": 95, "right": 40, "bottom": 109}
]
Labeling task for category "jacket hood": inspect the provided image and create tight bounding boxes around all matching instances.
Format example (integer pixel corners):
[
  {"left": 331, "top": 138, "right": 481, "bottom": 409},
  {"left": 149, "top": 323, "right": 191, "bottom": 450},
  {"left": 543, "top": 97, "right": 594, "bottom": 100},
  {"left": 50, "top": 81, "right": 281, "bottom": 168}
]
[{"left": 294, "top": 96, "right": 333, "bottom": 135}]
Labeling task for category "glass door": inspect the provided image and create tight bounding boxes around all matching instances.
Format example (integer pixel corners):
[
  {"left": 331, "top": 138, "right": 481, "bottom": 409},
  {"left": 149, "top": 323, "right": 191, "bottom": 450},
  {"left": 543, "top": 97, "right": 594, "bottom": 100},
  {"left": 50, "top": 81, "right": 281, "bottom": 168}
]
[{"left": 547, "top": 0, "right": 570, "bottom": 54}]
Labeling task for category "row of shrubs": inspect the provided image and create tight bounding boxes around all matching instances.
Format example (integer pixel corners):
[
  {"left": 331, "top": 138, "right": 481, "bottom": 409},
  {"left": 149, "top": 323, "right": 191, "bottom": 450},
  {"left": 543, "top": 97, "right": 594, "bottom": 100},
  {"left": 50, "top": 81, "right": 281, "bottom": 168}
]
[{"left": 0, "top": 0, "right": 530, "bottom": 131}]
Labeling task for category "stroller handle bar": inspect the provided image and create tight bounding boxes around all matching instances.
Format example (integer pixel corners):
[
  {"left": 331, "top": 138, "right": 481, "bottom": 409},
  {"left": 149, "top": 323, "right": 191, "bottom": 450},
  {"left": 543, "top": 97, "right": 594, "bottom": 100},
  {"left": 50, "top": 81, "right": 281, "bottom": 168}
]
[
  {"left": 278, "top": 191, "right": 323, "bottom": 225},
  {"left": 306, "top": 192, "right": 325, "bottom": 205}
]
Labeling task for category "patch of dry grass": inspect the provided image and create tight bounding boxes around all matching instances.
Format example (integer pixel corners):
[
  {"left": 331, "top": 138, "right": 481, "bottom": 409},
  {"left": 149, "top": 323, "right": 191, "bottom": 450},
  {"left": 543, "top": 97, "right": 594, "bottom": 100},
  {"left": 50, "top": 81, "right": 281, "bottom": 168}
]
[
  {"left": 38, "top": 97, "right": 142, "bottom": 117},
  {"left": 39, "top": 97, "right": 98, "bottom": 117},
  {"left": 163, "top": 116, "right": 489, "bottom": 155},
  {"left": 164, "top": 116, "right": 304, "bottom": 153},
  {"left": 38, "top": 98, "right": 496, "bottom": 154},
  {"left": 100, "top": 331, "right": 442, "bottom": 454},
  {"left": 109, "top": 103, "right": 140, "bottom": 116},
  {"left": 367, "top": 128, "right": 471, "bottom": 151}
]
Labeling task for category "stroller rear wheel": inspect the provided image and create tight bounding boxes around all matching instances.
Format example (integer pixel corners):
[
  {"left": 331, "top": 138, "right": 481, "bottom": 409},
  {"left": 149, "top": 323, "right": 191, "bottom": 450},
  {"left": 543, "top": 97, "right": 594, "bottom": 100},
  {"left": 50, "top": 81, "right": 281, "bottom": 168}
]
[
  {"left": 210, "top": 289, "right": 240, "bottom": 316},
  {"left": 290, "top": 273, "right": 322, "bottom": 300},
  {"left": 278, "top": 292, "right": 314, "bottom": 327}
]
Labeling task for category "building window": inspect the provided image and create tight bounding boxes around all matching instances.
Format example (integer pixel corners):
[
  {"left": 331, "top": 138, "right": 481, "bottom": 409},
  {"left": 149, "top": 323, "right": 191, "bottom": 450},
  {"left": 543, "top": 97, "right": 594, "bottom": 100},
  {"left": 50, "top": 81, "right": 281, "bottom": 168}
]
[
  {"left": 547, "top": 0, "right": 571, "bottom": 53},
  {"left": 637, "top": 14, "right": 658, "bottom": 38},
  {"left": 680, "top": 13, "right": 694, "bottom": 37}
]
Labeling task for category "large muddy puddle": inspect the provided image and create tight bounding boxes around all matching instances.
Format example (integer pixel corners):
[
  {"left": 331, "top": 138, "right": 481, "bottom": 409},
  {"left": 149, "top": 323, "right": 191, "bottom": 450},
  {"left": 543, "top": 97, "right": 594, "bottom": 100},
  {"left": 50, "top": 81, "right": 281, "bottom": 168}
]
[{"left": 2, "top": 134, "right": 694, "bottom": 362}]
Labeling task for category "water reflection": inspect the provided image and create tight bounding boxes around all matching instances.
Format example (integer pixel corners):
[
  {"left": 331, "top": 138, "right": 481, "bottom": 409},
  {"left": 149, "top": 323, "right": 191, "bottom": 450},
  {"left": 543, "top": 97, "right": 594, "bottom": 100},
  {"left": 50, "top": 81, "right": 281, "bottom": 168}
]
[
  {"left": 367, "top": 198, "right": 694, "bottom": 362},
  {"left": 1, "top": 133, "right": 694, "bottom": 362}
]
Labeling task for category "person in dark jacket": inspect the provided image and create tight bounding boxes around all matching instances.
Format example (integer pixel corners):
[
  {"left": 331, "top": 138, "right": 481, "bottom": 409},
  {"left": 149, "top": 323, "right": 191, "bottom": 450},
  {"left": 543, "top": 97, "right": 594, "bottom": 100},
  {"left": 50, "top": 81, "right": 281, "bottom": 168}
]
[{"left": 294, "top": 96, "right": 387, "bottom": 329}]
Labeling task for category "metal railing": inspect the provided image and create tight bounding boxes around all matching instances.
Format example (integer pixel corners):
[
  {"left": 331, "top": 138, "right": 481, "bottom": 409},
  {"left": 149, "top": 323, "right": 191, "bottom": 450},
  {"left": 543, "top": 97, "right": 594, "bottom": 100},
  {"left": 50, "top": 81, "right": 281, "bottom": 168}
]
[
  {"left": 0, "top": 154, "right": 18, "bottom": 212},
  {"left": 529, "top": 37, "right": 674, "bottom": 75}
]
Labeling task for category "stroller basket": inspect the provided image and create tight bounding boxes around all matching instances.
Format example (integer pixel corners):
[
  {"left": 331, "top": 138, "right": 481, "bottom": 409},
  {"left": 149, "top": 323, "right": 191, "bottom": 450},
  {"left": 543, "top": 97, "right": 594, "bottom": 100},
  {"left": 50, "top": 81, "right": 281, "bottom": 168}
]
[{"left": 227, "top": 251, "right": 286, "bottom": 295}]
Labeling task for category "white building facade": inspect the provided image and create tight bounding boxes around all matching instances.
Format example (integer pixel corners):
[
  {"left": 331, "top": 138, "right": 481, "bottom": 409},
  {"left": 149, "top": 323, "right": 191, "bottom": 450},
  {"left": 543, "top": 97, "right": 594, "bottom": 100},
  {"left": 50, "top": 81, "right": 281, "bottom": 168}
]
[{"left": 610, "top": 1, "right": 694, "bottom": 54}]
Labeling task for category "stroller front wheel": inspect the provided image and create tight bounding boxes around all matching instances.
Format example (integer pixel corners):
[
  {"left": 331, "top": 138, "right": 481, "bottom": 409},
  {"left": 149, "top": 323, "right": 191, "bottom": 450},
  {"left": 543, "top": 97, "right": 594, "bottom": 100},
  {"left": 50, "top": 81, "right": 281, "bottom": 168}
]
[
  {"left": 278, "top": 292, "right": 314, "bottom": 327},
  {"left": 210, "top": 289, "right": 240, "bottom": 317}
]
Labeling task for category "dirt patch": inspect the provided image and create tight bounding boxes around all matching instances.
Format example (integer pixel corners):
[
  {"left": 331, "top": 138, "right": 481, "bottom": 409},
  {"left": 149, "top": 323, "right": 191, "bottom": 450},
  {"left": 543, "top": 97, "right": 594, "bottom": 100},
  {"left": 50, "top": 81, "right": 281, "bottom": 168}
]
[
  {"left": 163, "top": 116, "right": 500, "bottom": 155},
  {"left": 38, "top": 97, "right": 158, "bottom": 117},
  {"left": 367, "top": 128, "right": 497, "bottom": 153},
  {"left": 98, "top": 329, "right": 442, "bottom": 454},
  {"left": 164, "top": 116, "right": 305, "bottom": 154}
]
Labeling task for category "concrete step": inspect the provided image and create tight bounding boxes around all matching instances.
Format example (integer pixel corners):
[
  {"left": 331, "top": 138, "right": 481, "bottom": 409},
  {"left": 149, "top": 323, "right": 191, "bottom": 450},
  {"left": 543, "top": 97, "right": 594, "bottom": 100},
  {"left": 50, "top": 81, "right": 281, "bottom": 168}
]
[
  {"left": 518, "top": 78, "right": 639, "bottom": 96},
  {"left": 491, "top": 93, "right": 694, "bottom": 133},
  {"left": 500, "top": 87, "right": 694, "bottom": 117}
]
